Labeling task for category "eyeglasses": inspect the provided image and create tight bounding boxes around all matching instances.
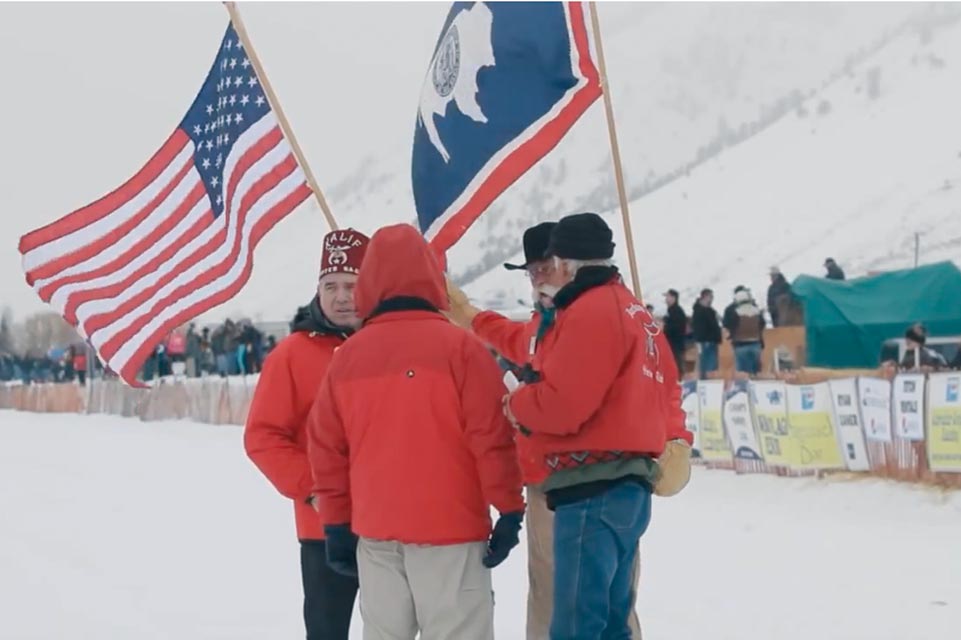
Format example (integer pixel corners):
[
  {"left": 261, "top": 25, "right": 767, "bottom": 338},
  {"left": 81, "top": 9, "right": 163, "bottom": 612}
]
[{"left": 526, "top": 263, "right": 555, "bottom": 280}]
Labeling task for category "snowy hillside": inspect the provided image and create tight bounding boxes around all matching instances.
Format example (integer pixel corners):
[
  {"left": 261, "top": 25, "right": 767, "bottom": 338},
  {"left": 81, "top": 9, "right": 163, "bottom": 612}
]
[
  {"left": 2, "top": 410, "right": 960, "bottom": 639},
  {"left": 469, "top": 4, "right": 961, "bottom": 315},
  {"left": 3, "top": 3, "right": 950, "bottom": 325},
  {"left": 217, "top": 2, "right": 928, "bottom": 321}
]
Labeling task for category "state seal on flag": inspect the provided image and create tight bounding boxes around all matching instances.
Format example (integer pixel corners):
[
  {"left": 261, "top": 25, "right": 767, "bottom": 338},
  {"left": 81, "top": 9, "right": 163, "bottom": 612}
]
[{"left": 432, "top": 25, "right": 460, "bottom": 98}]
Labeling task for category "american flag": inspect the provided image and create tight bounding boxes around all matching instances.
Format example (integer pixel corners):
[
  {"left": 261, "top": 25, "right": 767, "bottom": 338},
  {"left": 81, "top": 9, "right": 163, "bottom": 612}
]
[{"left": 18, "top": 24, "right": 311, "bottom": 385}]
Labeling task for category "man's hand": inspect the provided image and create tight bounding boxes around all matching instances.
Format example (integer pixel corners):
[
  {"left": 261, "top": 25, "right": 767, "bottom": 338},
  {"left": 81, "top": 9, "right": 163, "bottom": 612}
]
[
  {"left": 483, "top": 511, "right": 524, "bottom": 568},
  {"left": 503, "top": 394, "right": 531, "bottom": 436},
  {"left": 654, "top": 439, "right": 692, "bottom": 497},
  {"left": 323, "top": 524, "right": 359, "bottom": 577},
  {"left": 444, "top": 277, "right": 480, "bottom": 328}
]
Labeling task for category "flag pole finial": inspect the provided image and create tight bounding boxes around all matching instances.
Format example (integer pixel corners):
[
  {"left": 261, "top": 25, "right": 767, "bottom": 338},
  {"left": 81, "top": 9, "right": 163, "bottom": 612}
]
[
  {"left": 223, "top": 1, "right": 339, "bottom": 231},
  {"left": 588, "top": 2, "right": 642, "bottom": 301}
]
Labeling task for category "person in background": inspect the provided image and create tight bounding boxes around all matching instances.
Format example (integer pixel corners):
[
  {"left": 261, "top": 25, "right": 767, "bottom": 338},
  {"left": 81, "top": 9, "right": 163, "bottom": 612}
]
[
  {"left": 308, "top": 225, "right": 524, "bottom": 640},
  {"left": 166, "top": 330, "right": 187, "bottom": 371},
  {"left": 236, "top": 320, "right": 264, "bottom": 375},
  {"left": 723, "top": 286, "right": 765, "bottom": 376},
  {"left": 663, "top": 288, "right": 689, "bottom": 375},
  {"left": 504, "top": 213, "right": 693, "bottom": 639},
  {"left": 691, "top": 288, "right": 722, "bottom": 379},
  {"left": 898, "top": 323, "right": 947, "bottom": 370},
  {"left": 245, "top": 228, "right": 370, "bottom": 640},
  {"left": 61, "top": 346, "right": 75, "bottom": 383},
  {"left": 73, "top": 346, "right": 88, "bottom": 386},
  {"left": 186, "top": 324, "right": 202, "bottom": 378},
  {"left": 824, "top": 257, "right": 846, "bottom": 281},
  {"left": 265, "top": 335, "right": 278, "bottom": 357},
  {"left": 235, "top": 320, "right": 250, "bottom": 376},
  {"left": 199, "top": 327, "right": 215, "bottom": 376},
  {"left": 766, "top": 267, "right": 792, "bottom": 327},
  {"left": 446, "top": 221, "right": 646, "bottom": 639},
  {"left": 213, "top": 320, "right": 239, "bottom": 377}
]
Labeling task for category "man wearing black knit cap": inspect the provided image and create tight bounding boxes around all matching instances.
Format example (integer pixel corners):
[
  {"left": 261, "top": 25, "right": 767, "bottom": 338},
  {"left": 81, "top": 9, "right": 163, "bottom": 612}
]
[
  {"left": 504, "top": 212, "right": 693, "bottom": 639},
  {"left": 899, "top": 323, "right": 947, "bottom": 370}
]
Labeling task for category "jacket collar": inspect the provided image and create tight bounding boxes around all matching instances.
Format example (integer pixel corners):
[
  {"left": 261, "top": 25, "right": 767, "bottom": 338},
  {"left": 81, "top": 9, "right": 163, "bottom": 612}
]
[
  {"left": 290, "top": 296, "right": 354, "bottom": 339},
  {"left": 553, "top": 266, "right": 621, "bottom": 310},
  {"left": 365, "top": 296, "right": 440, "bottom": 323}
]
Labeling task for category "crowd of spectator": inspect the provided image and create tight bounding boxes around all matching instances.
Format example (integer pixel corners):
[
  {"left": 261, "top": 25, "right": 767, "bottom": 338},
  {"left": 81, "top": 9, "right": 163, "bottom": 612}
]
[
  {"left": 1, "top": 318, "right": 280, "bottom": 385},
  {"left": 661, "top": 257, "right": 961, "bottom": 379},
  {"left": 0, "top": 344, "right": 90, "bottom": 384},
  {"left": 141, "top": 318, "right": 276, "bottom": 381}
]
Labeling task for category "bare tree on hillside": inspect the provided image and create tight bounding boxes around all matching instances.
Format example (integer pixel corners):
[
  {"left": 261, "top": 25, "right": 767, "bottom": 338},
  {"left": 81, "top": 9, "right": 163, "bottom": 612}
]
[
  {"left": 0, "top": 307, "right": 13, "bottom": 354},
  {"left": 19, "top": 311, "right": 80, "bottom": 356}
]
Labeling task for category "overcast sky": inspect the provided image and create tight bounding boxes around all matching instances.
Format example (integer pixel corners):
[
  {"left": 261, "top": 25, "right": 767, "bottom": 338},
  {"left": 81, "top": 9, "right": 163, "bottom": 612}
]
[
  {"left": 0, "top": 2, "right": 456, "bottom": 319},
  {"left": 0, "top": 2, "right": 914, "bottom": 323}
]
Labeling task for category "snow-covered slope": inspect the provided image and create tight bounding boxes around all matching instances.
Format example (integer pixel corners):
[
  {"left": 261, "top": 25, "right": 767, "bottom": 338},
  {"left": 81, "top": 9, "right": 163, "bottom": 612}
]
[
  {"left": 3, "top": 3, "right": 947, "bottom": 324},
  {"left": 469, "top": 5, "right": 961, "bottom": 315},
  {"left": 2, "top": 411, "right": 960, "bottom": 639},
  {"left": 220, "top": 2, "right": 930, "bottom": 321}
]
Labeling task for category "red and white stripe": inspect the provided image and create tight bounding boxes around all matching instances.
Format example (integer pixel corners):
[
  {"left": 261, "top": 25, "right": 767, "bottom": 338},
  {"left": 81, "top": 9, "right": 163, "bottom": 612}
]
[{"left": 19, "top": 111, "right": 310, "bottom": 384}]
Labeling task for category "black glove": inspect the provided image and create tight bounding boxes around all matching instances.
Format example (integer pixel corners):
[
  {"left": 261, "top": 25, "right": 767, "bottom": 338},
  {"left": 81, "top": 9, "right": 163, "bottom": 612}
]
[
  {"left": 483, "top": 511, "right": 524, "bottom": 568},
  {"left": 324, "top": 524, "right": 359, "bottom": 577}
]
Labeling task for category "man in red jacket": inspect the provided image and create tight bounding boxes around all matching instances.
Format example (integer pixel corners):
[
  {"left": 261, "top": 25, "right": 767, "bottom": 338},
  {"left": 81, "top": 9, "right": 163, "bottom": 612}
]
[
  {"left": 447, "top": 221, "right": 643, "bottom": 639},
  {"left": 505, "top": 213, "right": 693, "bottom": 640},
  {"left": 308, "top": 224, "right": 525, "bottom": 640},
  {"left": 244, "top": 228, "right": 369, "bottom": 640}
]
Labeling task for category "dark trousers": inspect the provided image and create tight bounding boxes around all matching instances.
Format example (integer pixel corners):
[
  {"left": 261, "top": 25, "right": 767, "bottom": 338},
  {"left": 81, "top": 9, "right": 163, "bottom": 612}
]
[{"left": 300, "top": 540, "right": 359, "bottom": 640}]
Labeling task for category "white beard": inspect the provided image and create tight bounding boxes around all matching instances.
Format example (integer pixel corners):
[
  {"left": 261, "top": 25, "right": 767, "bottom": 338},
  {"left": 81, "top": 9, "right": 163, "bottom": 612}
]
[{"left": 536, "top": 284, "right": 561, "bottom": 309}]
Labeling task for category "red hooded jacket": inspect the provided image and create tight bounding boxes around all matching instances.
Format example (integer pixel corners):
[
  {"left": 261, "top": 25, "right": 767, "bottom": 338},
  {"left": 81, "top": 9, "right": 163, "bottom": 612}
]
[
  {"left": 471, "top": 310, "right": 549, "bottom": 485},
  {"left": 508, "top": 272, "right": 692, "bottom": 473},
  {"left": 244, "top": 304, "right": 349, "bottom": 541},
  {"left": 307, "top": 224, "right": 524, "bottom": 545}
]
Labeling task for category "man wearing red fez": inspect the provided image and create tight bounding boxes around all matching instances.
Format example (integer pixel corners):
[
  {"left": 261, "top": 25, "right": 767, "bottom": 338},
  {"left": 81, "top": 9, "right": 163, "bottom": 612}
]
[{"left": 245, "top": 228, "right": 370, "bottom": 640}]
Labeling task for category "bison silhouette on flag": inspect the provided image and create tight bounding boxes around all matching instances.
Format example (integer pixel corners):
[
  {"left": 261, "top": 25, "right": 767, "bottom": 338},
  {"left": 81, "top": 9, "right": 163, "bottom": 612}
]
[{"left": 412, "top": 2, "right": 601, "bottom": 254}]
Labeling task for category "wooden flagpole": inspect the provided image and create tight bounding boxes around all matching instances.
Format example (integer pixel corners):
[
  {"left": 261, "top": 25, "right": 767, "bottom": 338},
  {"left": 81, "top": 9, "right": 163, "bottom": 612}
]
[
  {"left": 588, "top": 2, "right": 642, "bottom": 300},
  {"left": 223, "top": 2, "right": 339, "bottom": 231}
]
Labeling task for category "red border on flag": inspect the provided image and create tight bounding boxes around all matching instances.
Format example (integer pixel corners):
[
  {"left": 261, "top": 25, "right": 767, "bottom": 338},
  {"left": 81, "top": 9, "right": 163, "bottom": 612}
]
[{"left": 428, "top": 1, "right": 602, "bottom": 254}]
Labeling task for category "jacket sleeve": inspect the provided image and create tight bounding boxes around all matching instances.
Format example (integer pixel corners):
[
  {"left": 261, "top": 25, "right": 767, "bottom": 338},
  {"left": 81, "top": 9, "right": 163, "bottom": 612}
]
[
  {"left": 722, "top": 306, "right": 738, "bottom": 336},
  {"left": 656, "top": 331, "right": 694, "bottom": 445},
  {"left": 471, "top": 310, "right": 534, "bottom": 364},
  {"left": 509, "top": 303, "right": 625, "bottom": 436},
  {"left": 459, "top": 337, "right": 525, "bottom": 515},
  {"left": 243, "top": 347, "right": 313, "bottom": 502},
  {"left": 306, "top": 370, "right": 352, "bottom": 526}
]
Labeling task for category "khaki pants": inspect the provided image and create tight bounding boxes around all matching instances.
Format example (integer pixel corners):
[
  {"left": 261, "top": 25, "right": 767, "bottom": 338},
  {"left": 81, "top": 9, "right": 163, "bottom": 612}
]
[
  {"left": 357, "top": 538, "right": 494, "bottom": 640},
  {"left": 526, "top": 484, "right": 643, "bottom": 640}
]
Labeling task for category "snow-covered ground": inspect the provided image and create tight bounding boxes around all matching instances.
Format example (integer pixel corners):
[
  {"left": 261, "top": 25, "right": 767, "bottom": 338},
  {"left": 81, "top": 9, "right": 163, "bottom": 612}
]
[{"left": 1, "top": 410, "right": 959, "bottom": 639}]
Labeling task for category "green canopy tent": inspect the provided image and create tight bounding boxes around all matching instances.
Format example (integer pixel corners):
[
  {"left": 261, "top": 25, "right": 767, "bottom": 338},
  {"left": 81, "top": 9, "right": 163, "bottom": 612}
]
[{"left": 791, "top": 261, "right": 961, "bottom": 368}]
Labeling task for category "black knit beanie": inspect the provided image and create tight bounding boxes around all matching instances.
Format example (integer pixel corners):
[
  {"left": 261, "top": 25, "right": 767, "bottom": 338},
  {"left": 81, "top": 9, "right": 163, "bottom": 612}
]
[
  {"left": 547, "top": 212, "right": 615, "bottom": 261},
  {"left": 905, "top": 324, "right": 927, "bottom": 346}
]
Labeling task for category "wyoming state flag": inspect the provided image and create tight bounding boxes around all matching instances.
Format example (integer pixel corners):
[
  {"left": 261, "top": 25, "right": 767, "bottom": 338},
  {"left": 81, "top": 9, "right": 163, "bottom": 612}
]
[{"left": 412, "top": 2, "right": 601, "bottom": 253}]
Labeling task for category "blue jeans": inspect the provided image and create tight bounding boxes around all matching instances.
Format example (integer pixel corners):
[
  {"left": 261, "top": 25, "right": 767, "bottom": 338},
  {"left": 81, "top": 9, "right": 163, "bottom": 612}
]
[
  {"left": 551, "top": 481, "right": 652, "bottom": 640},
  {"left": 734, "top": 343, "right": 762, "bottom": 375},
  {"left": 698, "top": 342, "right": 719, "bottom": 379}
]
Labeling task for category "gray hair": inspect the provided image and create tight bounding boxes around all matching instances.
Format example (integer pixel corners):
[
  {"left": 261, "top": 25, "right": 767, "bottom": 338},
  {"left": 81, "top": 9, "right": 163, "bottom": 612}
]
[{"left": 553, "top": 256, "right": 614, "bottom": 276}]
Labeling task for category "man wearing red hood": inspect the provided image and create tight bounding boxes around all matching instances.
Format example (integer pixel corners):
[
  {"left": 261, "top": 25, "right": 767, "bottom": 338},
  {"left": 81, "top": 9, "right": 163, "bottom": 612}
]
[
  {"left": 244, "top": 228, "right": 369, "bottom": 640},
  {"left": 307, "top": 224, "right": 525, "bottom": 640}
]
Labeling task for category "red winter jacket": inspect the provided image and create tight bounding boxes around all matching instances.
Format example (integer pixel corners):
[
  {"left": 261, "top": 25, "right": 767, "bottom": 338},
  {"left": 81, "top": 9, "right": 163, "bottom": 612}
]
[
  {"left": 509, "top": 272, "right": 692, "bottom": 474},
  {"left": 245, "top": 323, "right": 346, "bottom": 540},
  {"left": 472, "top": 310, "right": 549, "bottom": 485},
  {"left": 308, "top": 224, "right": 525, "bottom": 545}
]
